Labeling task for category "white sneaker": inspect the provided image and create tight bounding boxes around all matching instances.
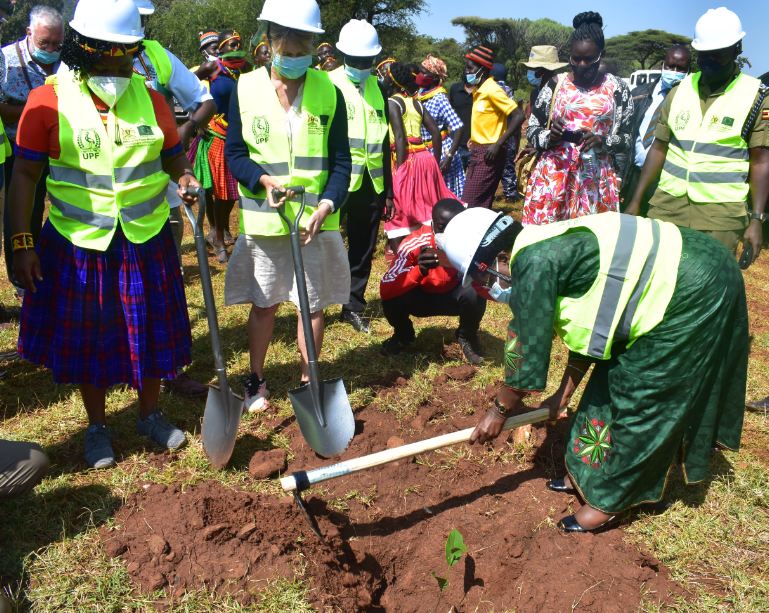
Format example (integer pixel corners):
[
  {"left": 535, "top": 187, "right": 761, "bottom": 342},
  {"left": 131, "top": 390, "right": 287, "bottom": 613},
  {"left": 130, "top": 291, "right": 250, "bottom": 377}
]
[{"left": 243, "top": 373, "right": 269, "bottom": 413}]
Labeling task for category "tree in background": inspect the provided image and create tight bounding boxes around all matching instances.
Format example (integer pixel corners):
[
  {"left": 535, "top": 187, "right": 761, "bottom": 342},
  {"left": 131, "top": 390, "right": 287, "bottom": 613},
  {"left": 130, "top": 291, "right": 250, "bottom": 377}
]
[{"left": 451, "top": 16, "right": 570, "bottom": 89}]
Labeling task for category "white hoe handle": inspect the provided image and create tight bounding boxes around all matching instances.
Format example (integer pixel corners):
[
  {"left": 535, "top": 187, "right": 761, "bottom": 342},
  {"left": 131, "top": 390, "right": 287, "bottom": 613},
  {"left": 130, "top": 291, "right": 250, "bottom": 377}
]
[{"left": 280, "top": 408, "right": 551, "bottom": 492}]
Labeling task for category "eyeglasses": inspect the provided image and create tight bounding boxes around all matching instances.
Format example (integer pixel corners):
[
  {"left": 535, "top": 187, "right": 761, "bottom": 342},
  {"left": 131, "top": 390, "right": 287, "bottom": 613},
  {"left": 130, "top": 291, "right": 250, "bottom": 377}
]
[
  {"left": 79, "top": 42, "right": 141, "bottom": 57},
  {"left": 569, "top": 53, "right": 601, "bottom": 67}
]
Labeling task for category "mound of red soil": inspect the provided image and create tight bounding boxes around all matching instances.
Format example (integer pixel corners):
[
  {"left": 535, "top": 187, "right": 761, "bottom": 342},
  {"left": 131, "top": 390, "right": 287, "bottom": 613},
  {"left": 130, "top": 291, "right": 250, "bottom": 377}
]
[{"left": 104, "top": 366, "right": 684, "bottom": 611}]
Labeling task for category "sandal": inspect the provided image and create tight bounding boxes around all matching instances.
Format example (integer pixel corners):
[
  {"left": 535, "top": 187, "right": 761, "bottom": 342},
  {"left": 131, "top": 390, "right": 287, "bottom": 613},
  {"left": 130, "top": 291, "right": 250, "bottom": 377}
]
[{"left": 215, "top": 246, "right": 228, "bottom": 264}]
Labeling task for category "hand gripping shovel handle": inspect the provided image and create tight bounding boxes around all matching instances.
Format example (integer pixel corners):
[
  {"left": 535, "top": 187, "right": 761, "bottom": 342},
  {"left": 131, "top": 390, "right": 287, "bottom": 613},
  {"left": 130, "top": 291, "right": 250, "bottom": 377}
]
[
  {"left": 274, "top": 187, "right": 326, "bottom": 427},
  {"left": 182, "top": 187, "right": 231, "bottom": 397},
  {"left": 281, "top": 408, "right": 551, "bottom": 492}
]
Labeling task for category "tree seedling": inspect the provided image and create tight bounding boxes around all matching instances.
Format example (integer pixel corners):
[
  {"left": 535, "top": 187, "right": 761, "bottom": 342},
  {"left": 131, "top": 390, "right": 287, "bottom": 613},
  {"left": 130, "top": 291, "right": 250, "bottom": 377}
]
[{"left": 432, "top": 529, "right": 468, "bottom": 592}]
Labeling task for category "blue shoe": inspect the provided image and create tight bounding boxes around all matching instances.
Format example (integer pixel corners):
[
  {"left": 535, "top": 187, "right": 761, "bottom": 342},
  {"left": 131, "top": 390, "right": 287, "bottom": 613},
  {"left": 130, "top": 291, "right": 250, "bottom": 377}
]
[
  {"left": 137, "top": 411, "right": 186, "bottom": 450},
  {"left": 84, "top": 424, "right": 115, "bottom": 469}
]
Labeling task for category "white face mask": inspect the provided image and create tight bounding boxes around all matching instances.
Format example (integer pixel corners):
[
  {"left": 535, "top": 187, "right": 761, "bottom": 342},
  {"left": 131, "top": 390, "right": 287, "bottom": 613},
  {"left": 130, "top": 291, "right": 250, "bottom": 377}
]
[
  {"left": 489, "top": 281, "right": 511, "bottom": 304},
  {"left": 86, "top": 76, "right": 131, "bottom": 108}
]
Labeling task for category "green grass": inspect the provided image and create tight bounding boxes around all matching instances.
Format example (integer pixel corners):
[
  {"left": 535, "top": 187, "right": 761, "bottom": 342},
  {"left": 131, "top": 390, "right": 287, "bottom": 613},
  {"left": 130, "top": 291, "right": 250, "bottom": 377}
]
[{"left": 1, "top": 210, "right": 769, "bottom": 611}]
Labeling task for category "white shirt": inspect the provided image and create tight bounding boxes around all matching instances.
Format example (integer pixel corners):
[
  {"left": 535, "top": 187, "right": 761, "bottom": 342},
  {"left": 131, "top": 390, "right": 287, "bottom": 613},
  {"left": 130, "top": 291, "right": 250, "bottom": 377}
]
[{"left": 634, "top": 80, "right": 666, "bottom": 167}]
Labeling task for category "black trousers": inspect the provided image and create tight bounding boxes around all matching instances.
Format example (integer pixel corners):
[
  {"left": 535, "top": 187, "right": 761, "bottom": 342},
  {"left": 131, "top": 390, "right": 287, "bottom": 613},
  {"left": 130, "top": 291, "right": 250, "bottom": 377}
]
[
  {"left": 341, "top": 173, "right": 384, "bottom": 313},
  {"left": 382, "top": 283, "right": 487, "bottom": 340},
  {"left": 4, "top": 156, "right": 48, "bottom": 285}
]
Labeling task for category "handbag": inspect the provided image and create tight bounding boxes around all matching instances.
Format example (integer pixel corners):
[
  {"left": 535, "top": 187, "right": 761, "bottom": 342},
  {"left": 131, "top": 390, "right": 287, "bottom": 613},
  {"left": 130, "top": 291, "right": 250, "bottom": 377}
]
[{"left": 516, "top": 74, "right": 566, "bottom": 196}]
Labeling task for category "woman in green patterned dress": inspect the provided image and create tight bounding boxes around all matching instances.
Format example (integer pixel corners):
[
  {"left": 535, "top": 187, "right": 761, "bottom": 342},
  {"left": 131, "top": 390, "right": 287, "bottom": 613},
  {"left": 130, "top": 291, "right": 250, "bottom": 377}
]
[{"left": 439, "top": 208, "right": 749, "bottom": 532}]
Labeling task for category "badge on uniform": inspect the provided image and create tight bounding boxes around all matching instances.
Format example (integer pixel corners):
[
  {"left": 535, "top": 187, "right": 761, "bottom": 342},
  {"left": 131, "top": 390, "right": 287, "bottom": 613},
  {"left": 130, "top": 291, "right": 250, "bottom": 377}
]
[
  {"left": 721, "top": 117, "right": 734, "bottom": 127},
  {"left": 762, "top": 109, "right": 769, "bottom": 121}
]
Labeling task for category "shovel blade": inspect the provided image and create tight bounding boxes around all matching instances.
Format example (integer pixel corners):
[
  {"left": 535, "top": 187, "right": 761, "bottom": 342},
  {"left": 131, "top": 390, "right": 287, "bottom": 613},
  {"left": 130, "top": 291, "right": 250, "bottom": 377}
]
[
  {"left": 289, "top": 377, "right": 355, "bottom": 458},
  {"left": 201, "top": 387, "right": 242, "bottom": 469}
]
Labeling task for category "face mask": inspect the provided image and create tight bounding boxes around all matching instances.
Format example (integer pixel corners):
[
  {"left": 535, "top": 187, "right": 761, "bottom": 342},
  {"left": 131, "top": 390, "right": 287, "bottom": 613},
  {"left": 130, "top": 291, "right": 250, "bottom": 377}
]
[
  {"left": 527, "top": 70, "right": 542, "bottom": 87},
  {"left": 415, "top": 72, "right": 437, "bottom": 89},
  {"left": 345, "top": 65, "right": 371, "bottom": 83},
  {"left": 465, "top": 69, "right": 482, "bottom": 86},
  {"left": 29, "top": 38, "right": 60, "bottom": 65},
  {"left": 86, "top": 76, "right": 131, "bottom": 108},
  {"left": 698, "top": 57, "right": 733, "bottom": 83},
  {"left": 571, "top": 55, "right": 601, "bottom": 83},
  {"left": 272, "top": 53, "right": 312, "bottom": 80},
  {"left": 489, "top": 282, "right": 511, "bottom": 304},
  {"left": 660, "top": 69, "right": 685, "bottom": 91}
]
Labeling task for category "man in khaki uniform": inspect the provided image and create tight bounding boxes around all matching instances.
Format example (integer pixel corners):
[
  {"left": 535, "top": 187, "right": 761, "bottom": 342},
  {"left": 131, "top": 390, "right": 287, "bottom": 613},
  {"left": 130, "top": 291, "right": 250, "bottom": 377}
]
[{"left": 627, "top": 7, "right": 768, "bottom": 266}]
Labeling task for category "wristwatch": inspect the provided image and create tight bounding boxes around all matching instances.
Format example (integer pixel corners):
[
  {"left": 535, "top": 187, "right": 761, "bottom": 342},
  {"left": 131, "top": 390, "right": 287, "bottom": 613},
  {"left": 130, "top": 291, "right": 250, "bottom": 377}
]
[{"left": 750, "top": 211, "right": 767, "bottom": 223}]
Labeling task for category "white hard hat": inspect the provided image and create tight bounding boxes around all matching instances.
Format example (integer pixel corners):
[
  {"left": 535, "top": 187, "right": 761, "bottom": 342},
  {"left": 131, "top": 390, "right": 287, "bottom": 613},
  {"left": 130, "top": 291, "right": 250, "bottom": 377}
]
[
  {"left": 258, "top": 0, "right": 324, "bottom": 34},
  {"left": 692, "top": 7, "right": 745, "bottom": 51},
  {"left": 336, "top": 19, "right": 381, "bottom": 57},
  {"left": 133, "top": 0, "right": 155, "bottom": 16},
  {"left": 70, "top": 0, "right": 144, "bottom": 44},
  {"left": 437, "top": 208, "right": 507, "bottom": 287}
]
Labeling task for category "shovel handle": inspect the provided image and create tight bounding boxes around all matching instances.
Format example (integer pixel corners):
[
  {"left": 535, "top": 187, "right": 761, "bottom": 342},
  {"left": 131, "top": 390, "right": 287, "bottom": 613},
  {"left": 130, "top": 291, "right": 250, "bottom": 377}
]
[
  {"left": 182, "top": 186, "right": 206, "bottom": 232},
  {"left": 273, "top": 185, "right": 307, "bottom": 232},
  {"left": 280, "top": 408, "right": 551, "bottom": 492}
]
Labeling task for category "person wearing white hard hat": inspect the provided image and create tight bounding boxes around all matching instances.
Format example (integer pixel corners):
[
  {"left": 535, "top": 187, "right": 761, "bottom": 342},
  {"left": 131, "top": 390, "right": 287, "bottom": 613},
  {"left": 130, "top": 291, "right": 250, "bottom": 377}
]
[
  {"left": 130, "top": 0, "right": 216, "bottom": 397},
  {"left": 627, "top": 7, "right": 768, "bottom": 267},
  {"left": 9, "top": 0, "right": 203, "bottom": 469},
  {"left": 0, "top": 5, "right": 64, "bottom": 294},
  {"left": 328, "top": 19, "right": 392, "bottom": 333},
  {"left": 224, "top": 0, "right": 351, "bottom": 413},
  {"left": 439, "top": 206, "right": 748, "bottom": 533}
]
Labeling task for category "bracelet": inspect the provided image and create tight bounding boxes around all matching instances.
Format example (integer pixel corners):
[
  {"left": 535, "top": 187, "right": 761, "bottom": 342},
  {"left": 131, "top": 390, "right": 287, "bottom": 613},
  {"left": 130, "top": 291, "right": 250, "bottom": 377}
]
[
  {"left": 11, "top": 233, "right": 33, "bottom": 252},
  {"left": 181, "top": 169, "right": 195, "bottom": 177},
  {"left": 492, "top": 397, "right": 510, "bottom": 419}
]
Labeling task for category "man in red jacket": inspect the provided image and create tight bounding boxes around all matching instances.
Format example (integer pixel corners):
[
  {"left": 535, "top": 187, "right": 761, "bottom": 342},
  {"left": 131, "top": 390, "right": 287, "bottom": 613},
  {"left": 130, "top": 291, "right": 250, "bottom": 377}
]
[{"left": 380, "top": 199, "right": 487, "bottom": 364}]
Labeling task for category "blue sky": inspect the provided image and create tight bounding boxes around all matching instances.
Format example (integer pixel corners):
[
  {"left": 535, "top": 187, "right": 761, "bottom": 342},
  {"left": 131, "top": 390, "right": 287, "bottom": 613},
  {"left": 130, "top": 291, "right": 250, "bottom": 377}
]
[{"left": 416, "top": 1, "right": 768, "bottom": 76}]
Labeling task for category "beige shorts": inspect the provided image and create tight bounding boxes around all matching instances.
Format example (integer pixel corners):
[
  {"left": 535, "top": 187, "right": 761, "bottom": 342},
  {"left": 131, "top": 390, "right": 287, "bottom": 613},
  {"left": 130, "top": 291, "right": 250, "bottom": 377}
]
[{"left": 224, "top": 230, "right": 351, "bottom": 312}]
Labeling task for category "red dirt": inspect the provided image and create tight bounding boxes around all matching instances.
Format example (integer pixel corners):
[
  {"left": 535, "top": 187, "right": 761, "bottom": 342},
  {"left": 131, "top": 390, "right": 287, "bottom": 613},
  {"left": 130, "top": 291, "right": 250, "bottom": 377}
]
[
  {"left": 248, "top": 448, "right": 288, "bottom": 479},
  {"left": 103, "top": 366, "right": 684, "bottom": 611}
]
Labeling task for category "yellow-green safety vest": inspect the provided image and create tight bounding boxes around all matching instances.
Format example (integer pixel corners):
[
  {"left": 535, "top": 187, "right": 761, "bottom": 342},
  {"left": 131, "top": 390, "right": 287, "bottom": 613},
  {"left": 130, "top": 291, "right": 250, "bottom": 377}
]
[
  {"left": 46, "top": 68, "right": 170, "bottom": 251},
  {"left": 237, "top": 66, "right": 339, "bottom": 236},
  {"left": 328, "top": 67, "right": 387, "bottom": 194},
  {"left": 142, "top": 40, "right": 173, "bottom": 88},
  {"left": 510, "top": 213, "right": 682, "bottom": 359},
  {"left": 658, "top": 72, "right": 760, "bottom": 204},
  {"left": 0, "top": 116, "right": 10, "bottom": 166}
]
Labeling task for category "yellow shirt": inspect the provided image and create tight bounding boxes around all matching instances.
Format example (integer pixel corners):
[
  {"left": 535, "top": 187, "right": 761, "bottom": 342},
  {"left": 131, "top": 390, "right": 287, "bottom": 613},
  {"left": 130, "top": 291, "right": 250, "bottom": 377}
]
[{"left": 470, "top": 77, "right": 517, "bottom": 145}]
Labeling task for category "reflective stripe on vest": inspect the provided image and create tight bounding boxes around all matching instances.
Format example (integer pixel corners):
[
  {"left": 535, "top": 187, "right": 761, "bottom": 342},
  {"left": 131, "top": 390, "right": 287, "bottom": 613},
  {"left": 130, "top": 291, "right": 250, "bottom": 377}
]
[
  {"left": 0, "top": 116, "right": 9, "bottom": 165},
  {"left": 237, "top": 67, "right": 340, "bottom": 237},
  {"left": 328, "top": 67, "right": 387, "bottom": 193},
  {"left": 46, "top": 68, "right": 170, "bottom": 251},
  {"left": 658, "top": 72, "right": 759, "bottom": 204},
  {"left": 509, "top": 213, "right": 682, "bottom": 359}
]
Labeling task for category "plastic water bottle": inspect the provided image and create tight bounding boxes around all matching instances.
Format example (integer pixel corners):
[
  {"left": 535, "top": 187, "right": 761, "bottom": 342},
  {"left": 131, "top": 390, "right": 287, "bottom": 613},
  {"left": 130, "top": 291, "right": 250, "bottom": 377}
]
[{"left": 581, "top": 147, "right": 598, "bottom": 181}]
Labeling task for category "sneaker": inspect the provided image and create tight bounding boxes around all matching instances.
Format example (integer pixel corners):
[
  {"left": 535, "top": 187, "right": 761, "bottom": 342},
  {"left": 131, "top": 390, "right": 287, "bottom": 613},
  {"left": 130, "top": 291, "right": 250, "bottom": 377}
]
[
  {"left": 340, "top": 309, "right": 370, "bottom": 333},
  {"left": 381, "top": 334, "right": 415, "bottom": 356},
  {"left": 456, "top": 331, "right": 484, "bottom": 365},
  {"left": 84, "top": 424, "right": 115, "bottom": 469},
  {"left": 162, "top": 372, "right": 209, "bottom": 397},
  {"left": 243, "top": 373, "right": 269, "bottom": 413},
  {"left": 137, "top": 411, "right": 186, "bottom": 450}
]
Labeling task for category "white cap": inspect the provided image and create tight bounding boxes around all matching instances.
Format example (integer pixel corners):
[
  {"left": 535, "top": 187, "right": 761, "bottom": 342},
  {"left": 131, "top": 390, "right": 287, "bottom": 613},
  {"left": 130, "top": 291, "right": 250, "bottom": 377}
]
[
  {"left": 133, "top": 0, "right": 155, "bottom": 15},
  {"left": 436, "top": 208, "right": 504, "bottom": 287},
  {"left": 70, "top": 0, "right": 144, "bottom": 44},
  {"left": 258, "top": 0, "right": 324, "bottom": 34},
  {"left": 336, "top": 19, "right": 381, "bottom": 57},
  {"left": 692, "top": 7, "right": 745, "bottom": 51}
]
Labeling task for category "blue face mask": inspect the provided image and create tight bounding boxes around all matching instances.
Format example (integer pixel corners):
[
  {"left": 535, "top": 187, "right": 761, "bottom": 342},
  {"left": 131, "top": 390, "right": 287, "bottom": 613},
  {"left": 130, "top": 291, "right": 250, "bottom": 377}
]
[
  {"left": 465, "top": 69, "right": 481, "bottom": 85},
  {"left": 660, "top": 68, "right": 685, "bottom": 91},
  {"left": 31, "top": 48, "right": 60, "bottom": 65},
  {"left": 345, "top": 65, "right": 371, "bottom": 84},
  {"left": 272, "top": 53, "right": 312, "bottom": 80},
  {"left": 489, "top": 282, "right": 511, "bottom": 304},
  {"left": 527, "top": 69, "right": 542, "bottom": 87}
]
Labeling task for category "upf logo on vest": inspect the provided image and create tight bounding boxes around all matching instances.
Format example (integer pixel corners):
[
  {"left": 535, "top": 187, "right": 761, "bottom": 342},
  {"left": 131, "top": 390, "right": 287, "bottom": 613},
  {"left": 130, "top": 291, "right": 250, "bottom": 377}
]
[
  {"left": 674, "top": 110, "right": 690, "bottom": 131},
  {"left": 251, "top": 116, "right": 270, "bottom": 144},
  {"left": 346, "top": 102, "right": 355, "bottom": 121},
  {"left": 77, "top": 128, "right": 101, "bottom": 160}
]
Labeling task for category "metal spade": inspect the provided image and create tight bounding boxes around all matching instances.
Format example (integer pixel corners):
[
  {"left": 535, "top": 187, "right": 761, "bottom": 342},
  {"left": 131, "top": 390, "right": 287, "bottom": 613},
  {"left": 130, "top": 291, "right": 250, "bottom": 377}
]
[
  {"left": 183, "top": 187, "right": 241, "bottom": 468},
  {"left": 275, "top": 186, "right": 355, "bottom": 458}
]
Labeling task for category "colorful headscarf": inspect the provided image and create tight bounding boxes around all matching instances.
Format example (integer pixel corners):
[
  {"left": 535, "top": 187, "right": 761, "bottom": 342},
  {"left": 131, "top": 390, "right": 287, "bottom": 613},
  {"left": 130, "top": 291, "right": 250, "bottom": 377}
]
[
  {"left": 198, "top": 31, "right": 220, "bottom": 50},
  {"left": 421, "top": 54, "right": 447, "bottom": 81}
]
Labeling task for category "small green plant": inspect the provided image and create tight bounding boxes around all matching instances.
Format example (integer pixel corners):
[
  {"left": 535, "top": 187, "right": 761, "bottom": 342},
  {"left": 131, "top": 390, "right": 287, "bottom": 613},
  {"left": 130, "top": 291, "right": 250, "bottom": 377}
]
[{"left": 432, "top": 529, "right": 468, "bottom": 592}]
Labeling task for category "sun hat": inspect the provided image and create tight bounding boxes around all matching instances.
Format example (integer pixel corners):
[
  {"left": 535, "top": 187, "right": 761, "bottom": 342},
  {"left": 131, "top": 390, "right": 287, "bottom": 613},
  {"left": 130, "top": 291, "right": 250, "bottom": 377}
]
[{"left": 520, "top": 45, "right": 568, "bottom": 71}]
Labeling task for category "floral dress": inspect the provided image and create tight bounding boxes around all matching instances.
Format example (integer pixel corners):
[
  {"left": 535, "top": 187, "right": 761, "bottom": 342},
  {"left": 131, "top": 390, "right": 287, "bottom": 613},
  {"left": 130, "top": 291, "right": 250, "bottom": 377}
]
[{"left": 522, "top": 73, "right": 633, "bottom": 225}]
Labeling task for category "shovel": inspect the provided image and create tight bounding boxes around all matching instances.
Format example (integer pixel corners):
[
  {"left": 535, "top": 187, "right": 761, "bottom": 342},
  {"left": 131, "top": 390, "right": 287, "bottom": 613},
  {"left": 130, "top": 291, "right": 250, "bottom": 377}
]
[
  {"left": 183, "top": 187, "right": 241, "bottom": 469},
  {"left": 274, "top": 186, "right": 355, "bottom": 458}
]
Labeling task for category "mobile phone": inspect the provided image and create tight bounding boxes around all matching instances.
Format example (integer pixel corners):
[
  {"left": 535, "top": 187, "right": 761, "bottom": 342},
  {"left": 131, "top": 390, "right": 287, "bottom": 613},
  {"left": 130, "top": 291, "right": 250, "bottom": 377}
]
[
  {"left": 561, "top": 129, "right": 584, "bottom": 144},
  {"left": 738, "top": 243, "right": 753, "bottom": 270}
]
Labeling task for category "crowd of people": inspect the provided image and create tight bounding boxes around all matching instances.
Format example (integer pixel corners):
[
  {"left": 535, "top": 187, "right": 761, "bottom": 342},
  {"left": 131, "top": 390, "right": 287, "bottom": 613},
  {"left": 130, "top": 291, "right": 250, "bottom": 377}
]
[{"left": 0, "top": 0, "right": 766, "bottom": 546}]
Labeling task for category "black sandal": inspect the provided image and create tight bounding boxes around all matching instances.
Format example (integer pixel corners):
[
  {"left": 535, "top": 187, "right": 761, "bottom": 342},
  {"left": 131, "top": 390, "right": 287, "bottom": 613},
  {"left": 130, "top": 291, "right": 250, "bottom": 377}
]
[{"left": 546, "top": 477, "right": 578, "bottom": 495}]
